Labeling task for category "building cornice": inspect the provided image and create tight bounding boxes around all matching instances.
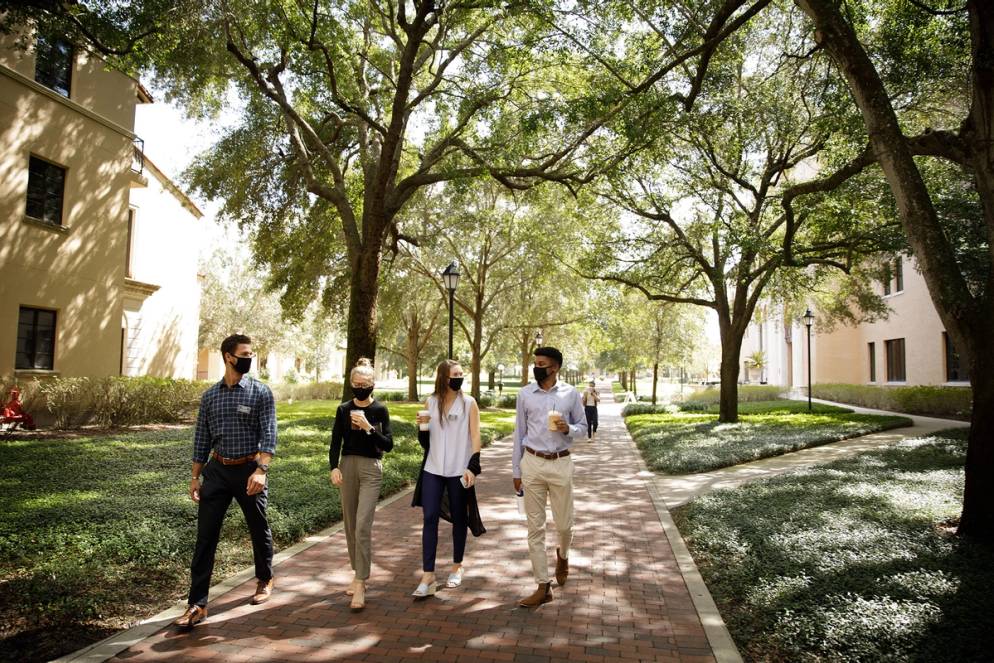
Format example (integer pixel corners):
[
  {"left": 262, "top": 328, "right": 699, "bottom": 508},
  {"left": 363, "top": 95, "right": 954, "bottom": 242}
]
[
  {"left": 124, "top": 278, "right": 161, "bottom": 299},
  {"left": 0, "top": 63, "right": 136, "bottom": 140}
]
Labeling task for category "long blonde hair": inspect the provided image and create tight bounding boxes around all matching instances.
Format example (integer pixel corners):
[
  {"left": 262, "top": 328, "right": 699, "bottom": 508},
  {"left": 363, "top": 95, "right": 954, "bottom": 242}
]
[{"left": 432, "top": 359, "right": 461, "bottom": 426}]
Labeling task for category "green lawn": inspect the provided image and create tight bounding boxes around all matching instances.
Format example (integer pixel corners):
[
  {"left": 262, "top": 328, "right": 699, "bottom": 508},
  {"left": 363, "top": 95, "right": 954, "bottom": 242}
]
[
  {"left": 0, "top": 399, "right": 514, "bottom": 662},
  {"left": 674, "top": 428, "right": 994, "bottom": 662},
  {"left": 625, "top": 400, "right": 913, "bottom": 474}
]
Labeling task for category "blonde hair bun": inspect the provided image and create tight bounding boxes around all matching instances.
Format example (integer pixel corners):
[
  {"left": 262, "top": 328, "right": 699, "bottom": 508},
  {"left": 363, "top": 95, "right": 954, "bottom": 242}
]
[{"left": 355, "top": 357, "right": 372, "bottom": 367}]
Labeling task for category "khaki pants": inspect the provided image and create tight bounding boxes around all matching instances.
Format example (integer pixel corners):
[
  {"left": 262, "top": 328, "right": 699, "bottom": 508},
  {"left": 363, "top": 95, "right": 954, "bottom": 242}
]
[
  {"left": 339, "top": 455, "right": 382, "bottom": 580},
  {"left": 520, "top": 450, "right": 575, "bottom": 584}
]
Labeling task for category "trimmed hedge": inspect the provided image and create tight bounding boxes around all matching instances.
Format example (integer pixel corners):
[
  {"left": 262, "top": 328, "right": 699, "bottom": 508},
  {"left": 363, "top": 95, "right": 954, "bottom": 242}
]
[
  {"left": 813, "top": 383, "right": 972, "bottom": 419},
  {"left": 269, "top": 381, "right": 343, "bottom": 402},
  {"left": 10, "top": 376, "right": 207, "bottom": 429},
  {"left": 679, "top": 384, "right": 785, "bottom": 408}
]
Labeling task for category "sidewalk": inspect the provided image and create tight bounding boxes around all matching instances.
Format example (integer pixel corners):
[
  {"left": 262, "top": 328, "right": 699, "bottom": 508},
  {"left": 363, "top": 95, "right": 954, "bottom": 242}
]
[
  {"left": 70, "top": 386, "right": 732, "bottom": 663},
  {"left": 652, "top": 397, "right": 969, "bottom": 509}
]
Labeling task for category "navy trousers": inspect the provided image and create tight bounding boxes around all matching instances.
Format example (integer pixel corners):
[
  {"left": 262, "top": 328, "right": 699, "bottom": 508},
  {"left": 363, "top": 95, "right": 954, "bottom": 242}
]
[
  {"left": 420, "top": 471, "right": 468, "bottom": 572},
  {"left": 585, "top": 405, "right": 599, "bottom": 438}
]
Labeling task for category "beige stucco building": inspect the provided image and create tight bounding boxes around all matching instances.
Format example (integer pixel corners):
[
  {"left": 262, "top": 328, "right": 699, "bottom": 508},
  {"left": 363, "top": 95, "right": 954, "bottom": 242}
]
[
  {"left": 811, "top": 256, "right": 969, "bottom": 387},
  {"left": 0, "top": 28, "right": 202, "bottom": 381},
  {"left": 739, "top": 256, "right": 970, "bottom": 389}
]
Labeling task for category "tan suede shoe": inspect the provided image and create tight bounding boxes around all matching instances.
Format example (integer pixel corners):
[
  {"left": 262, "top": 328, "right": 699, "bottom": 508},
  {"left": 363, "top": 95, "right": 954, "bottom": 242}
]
[
  {"left": 251, "top": 578, "right": 274, "bottom": 605},
  {"left": 519, "top": 582, "right": 553, "bottom": 608},
  {"left": 172, "top": 605, "right": 207, "bottom": 629},
  {"left": 556, "top": 548, "right": 569, "bottom": 586}
]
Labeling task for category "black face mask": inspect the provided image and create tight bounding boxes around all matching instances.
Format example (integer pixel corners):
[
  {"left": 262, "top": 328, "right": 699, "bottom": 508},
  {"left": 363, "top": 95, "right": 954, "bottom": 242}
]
[
  {"left": 448, "top": 377, "right": 464, "bottom": 391},
  {"left": 231, "top": 355, "right": 252, "bottom": 375},
  {"left": 533, "top": 366, "right": 551, "bottom": 383},
  {"left": 352, "top": 386, "right": 374, "bottom": 400}
]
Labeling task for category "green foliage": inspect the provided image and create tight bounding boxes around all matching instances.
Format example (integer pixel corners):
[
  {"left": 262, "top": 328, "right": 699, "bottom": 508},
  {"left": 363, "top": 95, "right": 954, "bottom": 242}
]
[
  {"left": 679, "top": 385, "right": 786, "bottom": 407},
  {"left": 34, "top": 377, "right": 206, "bottom": 430},
  {"left": 625, "top": 405, "right": 911, "bottom": 474},
  {"left": 814, "top": 383, "right": 972, "bottom": 420},
  {"left": 674, "top": 428, "right": 993, "bottom": 662},
  {"left": 477, "top": 393, "right": 518, "bottom": 409},
  {"left": 0, "top": 400, "right": 514, "bottom": 659},
  {"left": 269, "top": 381, "right": 343, "bottom": 403}
]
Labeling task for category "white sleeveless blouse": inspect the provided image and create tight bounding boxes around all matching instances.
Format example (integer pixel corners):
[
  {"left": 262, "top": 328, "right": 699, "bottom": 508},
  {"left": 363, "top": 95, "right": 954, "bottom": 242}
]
[{"left": 424, "top": 393, "right": 473, "bottom": 478}]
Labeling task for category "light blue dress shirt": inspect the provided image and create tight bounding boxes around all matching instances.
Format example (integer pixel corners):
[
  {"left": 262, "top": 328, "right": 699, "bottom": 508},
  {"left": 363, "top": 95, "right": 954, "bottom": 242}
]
[{"left": 512, "top": 379, "right": 586, "bottom": 479}]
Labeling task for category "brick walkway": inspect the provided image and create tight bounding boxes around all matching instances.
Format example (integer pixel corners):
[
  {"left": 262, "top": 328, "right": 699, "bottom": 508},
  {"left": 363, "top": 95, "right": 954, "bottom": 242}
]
[{"left": 109, "top": 389, "right": 717, "bottom": 662}]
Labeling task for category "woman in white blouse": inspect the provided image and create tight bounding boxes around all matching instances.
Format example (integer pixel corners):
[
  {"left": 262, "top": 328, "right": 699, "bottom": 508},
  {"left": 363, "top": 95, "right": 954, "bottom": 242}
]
[{"left": 412, "top": 360, "right": 482, "bottom": 597}]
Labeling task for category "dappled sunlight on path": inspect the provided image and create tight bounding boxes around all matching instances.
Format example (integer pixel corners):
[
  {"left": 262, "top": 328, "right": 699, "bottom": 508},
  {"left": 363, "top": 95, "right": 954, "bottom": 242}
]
[{"left": 77, "top": 384, "right": 722, "bottom": 662}]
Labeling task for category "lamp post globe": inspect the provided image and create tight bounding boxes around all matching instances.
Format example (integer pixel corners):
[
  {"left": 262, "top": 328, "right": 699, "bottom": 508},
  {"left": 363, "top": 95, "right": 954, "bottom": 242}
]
[{"left": 442, "top": 262, "right": 460, "bottom": 359}]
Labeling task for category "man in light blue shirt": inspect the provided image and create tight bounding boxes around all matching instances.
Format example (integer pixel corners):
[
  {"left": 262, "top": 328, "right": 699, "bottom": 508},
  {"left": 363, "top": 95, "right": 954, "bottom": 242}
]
[{"left": 512, "top": 346, "right": 586, "bottom": 607}]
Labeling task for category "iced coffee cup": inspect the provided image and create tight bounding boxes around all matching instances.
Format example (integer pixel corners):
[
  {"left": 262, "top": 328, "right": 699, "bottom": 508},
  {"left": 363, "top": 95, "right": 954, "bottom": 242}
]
[
  {"left": 417, "top": 409, "right": 431, "bottom": 431},
  {"left": 547, "top": 409, "right": 562, "bottom": 432}
]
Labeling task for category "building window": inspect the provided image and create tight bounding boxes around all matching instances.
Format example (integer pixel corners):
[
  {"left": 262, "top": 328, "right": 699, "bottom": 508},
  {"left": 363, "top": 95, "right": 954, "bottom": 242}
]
[
  {"left": 894, "top": 257, "right": 904, "bottom": 293},
  {"left": 944, "top": 332, "right": 969, "bottom": 382},
  {"left": 882, "top": 262, "right": 892, "bottom": 296},
  {"left": 26, "top": 156, "right": 66, "bottom": 225},
  {"left": 125, "top": 208, "right": 136, "bottom": 277},
  {"left": 16, "top": 307, "right": 57, "bottom": 370},
  {"left": 34, "top": 33, "right": 73, "bottom": 97},
  {"left": 868, "top": 342, "right": 876, "bottom": 382},
  {"left": 885, "top": 338, "right": 906, "bottom": 382}
]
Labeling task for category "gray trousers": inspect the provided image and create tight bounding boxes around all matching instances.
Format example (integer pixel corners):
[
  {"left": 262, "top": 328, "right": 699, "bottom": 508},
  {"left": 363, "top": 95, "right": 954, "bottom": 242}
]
[{"left": 339, "top": 454, "right": 382, "bottom": 580}]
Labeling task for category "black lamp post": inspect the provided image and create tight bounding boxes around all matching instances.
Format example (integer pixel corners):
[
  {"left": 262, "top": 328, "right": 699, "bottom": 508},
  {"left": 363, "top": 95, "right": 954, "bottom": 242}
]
[
  {"left": 442, "top": 262, "right": 460, "bottom": 359},
  {"left": 803, "top": 308, "right": 815, "bottom": 412},
  {"left": 497, "top": 363, "right": 504, "bottom": 395}
]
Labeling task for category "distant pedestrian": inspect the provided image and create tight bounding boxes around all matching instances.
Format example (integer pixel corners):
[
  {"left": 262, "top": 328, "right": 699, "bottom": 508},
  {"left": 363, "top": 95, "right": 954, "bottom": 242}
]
[
  {"left": 173, "top": 334, "right": 277, "bottom": 630},
  {"left": 328, "top": 358, "right": 394, "bottom": 611},
  {"left": 411, "top": 360, "right": 485, "bottom": 598},
  {"left": 582, "top": 380, "right": 600, "bottom": 441},
  {"left": 513, "top": 346, "right": 586, "bottom": 608}
]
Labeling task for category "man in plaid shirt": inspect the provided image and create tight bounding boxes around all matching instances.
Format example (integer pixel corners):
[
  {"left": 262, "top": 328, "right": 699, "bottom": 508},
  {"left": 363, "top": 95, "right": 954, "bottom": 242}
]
[{"left": 173, "top": 334, "right": 278, "bottom": 629}]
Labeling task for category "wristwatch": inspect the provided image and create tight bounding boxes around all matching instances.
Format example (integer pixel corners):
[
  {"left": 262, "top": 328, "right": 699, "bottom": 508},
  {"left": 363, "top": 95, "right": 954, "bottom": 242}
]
[{"left": 257, "top": 463, "right": 270, "bottom": 474}]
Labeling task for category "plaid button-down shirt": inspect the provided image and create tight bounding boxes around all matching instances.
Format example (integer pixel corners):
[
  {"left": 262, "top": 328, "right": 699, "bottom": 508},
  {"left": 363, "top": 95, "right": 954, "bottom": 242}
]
[{"left": 192, "top": 375, "right": 277, "bottom": 463}]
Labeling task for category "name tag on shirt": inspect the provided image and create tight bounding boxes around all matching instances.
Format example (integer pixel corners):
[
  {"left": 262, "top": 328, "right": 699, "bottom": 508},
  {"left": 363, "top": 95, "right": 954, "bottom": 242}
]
[{"left": 237, "top": 405, "right": 252, "bottom": 414}]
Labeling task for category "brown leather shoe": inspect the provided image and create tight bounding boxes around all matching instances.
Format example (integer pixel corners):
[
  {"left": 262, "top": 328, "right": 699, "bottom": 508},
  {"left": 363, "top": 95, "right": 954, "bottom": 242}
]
[
  {"left": 555, "top": 548, "right": 569, "bottom": 586},
  {"left": 251, "top": 578, "right": 274, "bottom": 605},
  {"left": 172, "top": 605, "right": 207, "bottom": 629},
  {"left": 519, "top": 582, "right": 553, "bottom": 608}
]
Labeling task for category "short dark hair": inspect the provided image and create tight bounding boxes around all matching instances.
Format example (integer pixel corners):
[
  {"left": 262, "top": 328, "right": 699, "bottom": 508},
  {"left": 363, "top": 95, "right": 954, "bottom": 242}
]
[
  {"left": 534, "top": 346, "right": 563, "bottom": 368},
  {"left": 220, "top": 334, "right": 252, "bottom": 358}
]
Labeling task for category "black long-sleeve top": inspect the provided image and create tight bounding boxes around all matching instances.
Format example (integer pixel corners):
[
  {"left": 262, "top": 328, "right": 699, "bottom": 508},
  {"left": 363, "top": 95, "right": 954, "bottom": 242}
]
[{"left": 328, "top": 399, "right": 394, "bottom": 470}]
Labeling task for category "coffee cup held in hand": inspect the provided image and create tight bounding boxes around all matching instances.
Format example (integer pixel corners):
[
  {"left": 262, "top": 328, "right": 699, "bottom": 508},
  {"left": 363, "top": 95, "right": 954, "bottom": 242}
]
[
  {"left": 547, "top": 409, "right": 562, "bottom": 432},
  {"left": 417, "top": 410, "right": 431, "bottom": 431},
  {"left": 350, "top": 409, "right": 366, "bottom": 430}
]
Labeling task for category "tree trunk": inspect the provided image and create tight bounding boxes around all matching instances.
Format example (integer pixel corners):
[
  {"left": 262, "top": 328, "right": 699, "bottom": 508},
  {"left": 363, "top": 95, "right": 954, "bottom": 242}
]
[
  {"left": 630, "top": 369, "right": 637, "bottom": 397},
  {"left": 797, "top": 0, "right": 994, "bottom": 539},
  {"left": 717, "top": 324, "right": 744, "bottom": 423},
  {"left": 344, "top": 249, "right": 382, "bottom": 400},
  {"left": 652, "top": 362, "right": 659, "bottom": 405},
  {"left": 520, "top": 331, "right": 531, "bottom": 386},
  {"left": 406, "top": 326, "right": 419, "bottom": 402},
  {"left": 960, "top": 357, "right": 994, "bottom": 540},
  {"left": 470, "top": 311, "right": 484, "bottom": 399}
]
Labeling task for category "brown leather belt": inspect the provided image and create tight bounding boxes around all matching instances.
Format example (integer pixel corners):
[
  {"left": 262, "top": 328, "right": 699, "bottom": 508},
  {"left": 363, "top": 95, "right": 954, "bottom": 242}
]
[
  {"left": 525, "top": 447, "right": 570, "bottom": 460},
  {"left": 211, "top": 451, "right": 259, "bottom": 465}
]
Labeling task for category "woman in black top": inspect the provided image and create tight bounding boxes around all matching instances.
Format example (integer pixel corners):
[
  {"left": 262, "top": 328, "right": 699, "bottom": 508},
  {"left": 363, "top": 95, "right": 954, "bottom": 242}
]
[{"left": 328, "top": 358, "right": 393, "bottom": 611}]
